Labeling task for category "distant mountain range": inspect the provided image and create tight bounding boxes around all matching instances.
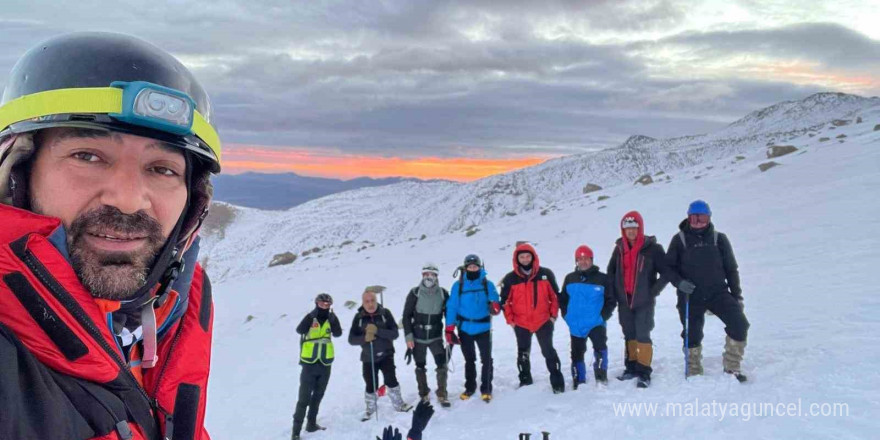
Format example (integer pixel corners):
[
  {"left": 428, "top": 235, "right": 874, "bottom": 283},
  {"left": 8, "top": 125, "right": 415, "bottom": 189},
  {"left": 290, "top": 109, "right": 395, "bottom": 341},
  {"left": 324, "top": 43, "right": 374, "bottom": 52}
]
[
  {"left": 200, "top": 92, "right": 880, "bottom": 278},
  {"left": 211, "top": 172, "right": 424, "bottom": 210}
]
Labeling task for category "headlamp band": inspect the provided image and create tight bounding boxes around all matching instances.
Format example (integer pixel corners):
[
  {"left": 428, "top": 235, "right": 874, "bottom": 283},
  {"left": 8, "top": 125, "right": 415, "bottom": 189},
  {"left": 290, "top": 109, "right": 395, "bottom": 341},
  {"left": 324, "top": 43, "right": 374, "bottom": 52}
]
[{"left": 0, "top": 85, "right": 221, "bottom": 164}]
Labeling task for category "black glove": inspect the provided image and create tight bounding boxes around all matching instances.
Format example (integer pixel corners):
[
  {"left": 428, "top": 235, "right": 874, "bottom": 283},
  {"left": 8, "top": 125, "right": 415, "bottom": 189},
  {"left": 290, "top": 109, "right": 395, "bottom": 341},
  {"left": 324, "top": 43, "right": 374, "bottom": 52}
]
[
  {"left": 406, "top": 400, "right": 435, "bottom": 440},
  {"left": 405, "top": 348, "right": 413, "bottom": 365},
  {"left": 377, "top": 426, "right": 402, "bottom": 440},
  {"left": 679, "top": 279, "right": 696, "bottom": 295}
]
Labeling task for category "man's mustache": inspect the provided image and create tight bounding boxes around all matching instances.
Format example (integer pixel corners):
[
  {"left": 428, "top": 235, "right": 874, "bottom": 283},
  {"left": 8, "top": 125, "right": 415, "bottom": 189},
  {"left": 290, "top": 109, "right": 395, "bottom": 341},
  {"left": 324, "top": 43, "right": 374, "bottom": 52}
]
[{"left": 68, "top": 206, "right": 164, "bottom": 251}]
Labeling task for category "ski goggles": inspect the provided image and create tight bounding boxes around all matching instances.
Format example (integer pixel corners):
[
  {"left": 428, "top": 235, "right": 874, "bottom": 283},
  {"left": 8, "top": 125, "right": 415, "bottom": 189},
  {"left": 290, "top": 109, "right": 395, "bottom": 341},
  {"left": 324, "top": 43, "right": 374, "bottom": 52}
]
[{"left": 0, "top": 81, "right": 221, "bottom": 171}]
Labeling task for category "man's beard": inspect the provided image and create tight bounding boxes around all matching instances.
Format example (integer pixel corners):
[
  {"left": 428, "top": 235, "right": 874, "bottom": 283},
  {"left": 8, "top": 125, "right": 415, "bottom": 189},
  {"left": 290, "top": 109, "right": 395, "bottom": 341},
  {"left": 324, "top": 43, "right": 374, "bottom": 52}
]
[{"left": 66, "top": 206, "right": 166, "bottom": 300}]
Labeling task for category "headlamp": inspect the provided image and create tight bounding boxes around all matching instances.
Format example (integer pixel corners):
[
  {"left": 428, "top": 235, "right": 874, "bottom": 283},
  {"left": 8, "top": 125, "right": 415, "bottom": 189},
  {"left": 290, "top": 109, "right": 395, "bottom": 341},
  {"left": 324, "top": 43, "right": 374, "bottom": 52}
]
[{"left": 111, "top": 81, "right": 195, "bottom": 135}]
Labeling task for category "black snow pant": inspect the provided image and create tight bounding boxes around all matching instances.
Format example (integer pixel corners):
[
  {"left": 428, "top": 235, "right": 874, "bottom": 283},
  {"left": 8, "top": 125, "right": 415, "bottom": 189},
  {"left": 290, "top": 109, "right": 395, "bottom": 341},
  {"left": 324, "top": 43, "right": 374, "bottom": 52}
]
[
  {"left": 293, "top": 362, "right": 332, "bottom": 428},
  {"left": 459, "top": 331, "right": 493, "bottom": 394},
  {"left": 570, "top": 326, "right": 607, "bottom": 363},
  {"left": 362, "top": 355, "right": 399, "bottom": 393},
  {"left": 617, "top": 303, "right": 655, "bottom": 343},
  {"left": 514, "top": 321, "right": 564, "bottom": 389},
  {"left": 413, "top": 339, "right": 447, "bottom": 369},
  {"left": 678, "top": 293, "right": 750, "bottom": 347}
]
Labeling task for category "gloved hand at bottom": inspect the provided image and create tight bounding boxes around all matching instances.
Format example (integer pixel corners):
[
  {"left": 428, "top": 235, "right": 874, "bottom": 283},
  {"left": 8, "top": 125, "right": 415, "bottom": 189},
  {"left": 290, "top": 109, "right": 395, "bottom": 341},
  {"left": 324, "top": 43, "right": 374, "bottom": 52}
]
[
  {"left": 406, "top": 400, "right": 435, "bottom": 440},
  {"left": 377, "top": 426, "right": 402, "bottom": 440}
]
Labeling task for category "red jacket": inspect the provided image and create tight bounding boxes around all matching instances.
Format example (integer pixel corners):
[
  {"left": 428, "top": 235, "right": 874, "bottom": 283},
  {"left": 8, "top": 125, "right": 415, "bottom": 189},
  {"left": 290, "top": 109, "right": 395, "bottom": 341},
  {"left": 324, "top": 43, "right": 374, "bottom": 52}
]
[
  {"left": 500, "top": 244, "right": 560, "bottom": 333},
  {"left": 0, "top": 204, "right": 213, "bottom": 440}
]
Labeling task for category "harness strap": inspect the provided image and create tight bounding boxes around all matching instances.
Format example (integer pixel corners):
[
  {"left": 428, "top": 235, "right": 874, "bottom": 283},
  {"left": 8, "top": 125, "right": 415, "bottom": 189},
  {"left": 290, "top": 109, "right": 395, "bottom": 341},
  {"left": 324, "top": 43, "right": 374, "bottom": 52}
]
[{"left": 140, "top": 297, "right": 159, "bottom": 369}]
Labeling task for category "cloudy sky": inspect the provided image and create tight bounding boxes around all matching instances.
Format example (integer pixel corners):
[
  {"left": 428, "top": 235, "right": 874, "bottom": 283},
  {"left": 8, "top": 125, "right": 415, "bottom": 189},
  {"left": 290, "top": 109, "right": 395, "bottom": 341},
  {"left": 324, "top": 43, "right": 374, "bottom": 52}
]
[{"left": 1, "top": 0, "right": 878, "bottom": 180}]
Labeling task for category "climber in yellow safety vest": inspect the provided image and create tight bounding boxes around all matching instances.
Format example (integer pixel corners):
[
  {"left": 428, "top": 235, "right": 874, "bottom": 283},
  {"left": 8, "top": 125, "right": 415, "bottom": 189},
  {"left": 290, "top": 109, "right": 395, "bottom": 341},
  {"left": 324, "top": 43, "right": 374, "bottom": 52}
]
[{"left": 291, "top": 293, "right": 342, "bottom": 440}]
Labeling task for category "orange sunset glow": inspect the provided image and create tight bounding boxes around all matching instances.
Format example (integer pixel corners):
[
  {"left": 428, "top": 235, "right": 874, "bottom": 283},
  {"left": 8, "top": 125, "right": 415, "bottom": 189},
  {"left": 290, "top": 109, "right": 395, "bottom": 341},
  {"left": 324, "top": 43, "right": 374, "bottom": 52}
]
[{"left": 221, "top": 145, "right": 551, "bottom": 181}]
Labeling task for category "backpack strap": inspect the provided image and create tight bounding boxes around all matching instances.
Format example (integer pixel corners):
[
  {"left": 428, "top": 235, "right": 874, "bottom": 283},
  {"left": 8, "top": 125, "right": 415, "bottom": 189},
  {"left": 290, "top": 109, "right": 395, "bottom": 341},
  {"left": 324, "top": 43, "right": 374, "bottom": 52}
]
[{"left": 679, "top": 230, "right": 719, "bottom": 247}]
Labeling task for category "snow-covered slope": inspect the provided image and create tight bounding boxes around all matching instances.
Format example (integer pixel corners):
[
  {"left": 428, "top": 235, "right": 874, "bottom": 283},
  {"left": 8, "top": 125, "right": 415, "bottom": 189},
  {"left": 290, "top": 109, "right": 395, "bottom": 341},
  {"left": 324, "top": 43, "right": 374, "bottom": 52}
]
[
  {"left": 204, "top": 97, "right": 880, "bottom": 439},
  {"left": 201, "top": 93, "right": 880, "bottom": 280}
]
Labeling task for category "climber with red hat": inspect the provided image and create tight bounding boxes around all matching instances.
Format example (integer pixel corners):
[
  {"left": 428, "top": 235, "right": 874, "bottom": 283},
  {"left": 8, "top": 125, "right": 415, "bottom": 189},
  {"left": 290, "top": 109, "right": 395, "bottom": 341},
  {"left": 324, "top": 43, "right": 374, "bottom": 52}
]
[{"left": 559, "top": 245, "right": 616, "bottom": 387}]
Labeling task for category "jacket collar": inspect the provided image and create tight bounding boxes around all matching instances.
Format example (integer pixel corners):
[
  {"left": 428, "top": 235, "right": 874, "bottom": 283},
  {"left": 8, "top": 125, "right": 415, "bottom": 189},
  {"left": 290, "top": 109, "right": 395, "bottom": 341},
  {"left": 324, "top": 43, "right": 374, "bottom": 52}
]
[{"left": 0, "top": 203, "right": 62, "bottom": 245}]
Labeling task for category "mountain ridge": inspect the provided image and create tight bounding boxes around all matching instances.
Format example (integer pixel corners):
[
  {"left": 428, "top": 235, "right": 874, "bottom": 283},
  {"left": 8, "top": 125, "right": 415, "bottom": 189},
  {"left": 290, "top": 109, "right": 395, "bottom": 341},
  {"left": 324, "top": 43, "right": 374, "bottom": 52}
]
[{"left": 200, "top": 92, "right": 880, "bottom": 279}]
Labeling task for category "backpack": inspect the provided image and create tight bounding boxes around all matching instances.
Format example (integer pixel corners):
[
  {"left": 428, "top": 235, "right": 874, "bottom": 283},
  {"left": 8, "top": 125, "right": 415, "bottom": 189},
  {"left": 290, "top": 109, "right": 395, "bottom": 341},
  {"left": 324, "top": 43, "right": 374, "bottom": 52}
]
[{"left": 455, "top": 268, "right": 492, "bottom": 324}]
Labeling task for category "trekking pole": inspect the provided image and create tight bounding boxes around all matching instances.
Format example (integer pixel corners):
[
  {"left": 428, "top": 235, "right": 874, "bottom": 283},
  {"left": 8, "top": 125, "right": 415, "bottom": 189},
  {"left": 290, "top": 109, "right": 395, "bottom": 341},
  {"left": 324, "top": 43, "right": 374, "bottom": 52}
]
[
  {"left": 370, "top": 341, "right": 379, "bottom": 421},
  {"left": 684, "top": 294, "right": 690, "bottom": 380}
]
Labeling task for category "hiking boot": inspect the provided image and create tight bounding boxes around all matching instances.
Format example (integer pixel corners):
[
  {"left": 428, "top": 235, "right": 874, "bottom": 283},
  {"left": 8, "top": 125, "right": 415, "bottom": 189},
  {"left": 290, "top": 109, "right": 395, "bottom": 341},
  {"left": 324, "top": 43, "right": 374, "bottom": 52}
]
[
  {"left": 304, "top": 421, "right": 326, "bottom": 433},
  {"left": 388, "top": 386, "right": 413, "bottom": 412},
  {"left": 722, "top": 336, "right": 746, "bottom": 375},
  {"left": 360, "top": 392, "right": 377, "bottom": 422},
  {"left": 687, "top": 345, "right": 704, "bottom": 377}
]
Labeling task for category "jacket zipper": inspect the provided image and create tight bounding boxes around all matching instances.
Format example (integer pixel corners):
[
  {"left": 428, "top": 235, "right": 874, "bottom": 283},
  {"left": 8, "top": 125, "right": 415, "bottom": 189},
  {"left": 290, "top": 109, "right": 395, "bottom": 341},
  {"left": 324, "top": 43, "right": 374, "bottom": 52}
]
[
  {"left": 633, "top": 254, "right": 644, "bottom": 300},
  {"left": 17, "top": 247, "right": 156, "bottom": 407},
  {"left": 532, "top": 279, "right": 539, "bottom": 309}
]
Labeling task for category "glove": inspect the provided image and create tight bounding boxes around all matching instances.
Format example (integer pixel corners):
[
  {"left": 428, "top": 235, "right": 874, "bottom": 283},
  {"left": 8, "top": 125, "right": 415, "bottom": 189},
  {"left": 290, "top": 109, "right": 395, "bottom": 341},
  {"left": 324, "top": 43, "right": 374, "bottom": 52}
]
[
  {"left": 679, "top": 279, "right": 696, "bottom": 295},
  {"left": 405, "top": 348, "right": 413, "bottom": 365},
  {"left": 445, "top": 325, "right": 459, "bottom": 345},
  {"left": 377, "top": 426, "right": 402, "bottom": 440},
  {"left": 490, "top": 302, "right": 501, "bottom": 316},
  {"left": 365, "top": 323, "right": 378, "bottom": 343},
  {"left": 406, "top": 400, "right": 435, "bottom": 440}
]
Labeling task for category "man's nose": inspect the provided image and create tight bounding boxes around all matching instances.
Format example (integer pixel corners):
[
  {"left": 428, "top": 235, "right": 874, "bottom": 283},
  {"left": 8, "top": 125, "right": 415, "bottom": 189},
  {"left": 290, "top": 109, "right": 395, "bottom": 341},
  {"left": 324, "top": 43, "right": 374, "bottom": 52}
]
[{"left": 98, "top": 163, "right": 151, "bottom": 214}]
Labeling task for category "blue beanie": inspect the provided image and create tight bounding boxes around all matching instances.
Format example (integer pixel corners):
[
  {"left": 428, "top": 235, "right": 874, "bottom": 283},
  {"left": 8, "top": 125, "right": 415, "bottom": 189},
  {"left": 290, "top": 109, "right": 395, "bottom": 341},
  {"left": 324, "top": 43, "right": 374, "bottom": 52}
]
[{"left": 687, "top": 200, "right": 712, "bottom": 216}]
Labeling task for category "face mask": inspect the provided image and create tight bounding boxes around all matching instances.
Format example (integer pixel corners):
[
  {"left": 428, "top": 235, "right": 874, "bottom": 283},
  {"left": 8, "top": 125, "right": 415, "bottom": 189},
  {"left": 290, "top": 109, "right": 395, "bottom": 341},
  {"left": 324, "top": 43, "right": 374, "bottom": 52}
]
[
  {"left": 422, "top": 277, "right": 436, "bottom": 288},
  {"left": 316, "top": 307, "right": 330, "bottom": 319}
]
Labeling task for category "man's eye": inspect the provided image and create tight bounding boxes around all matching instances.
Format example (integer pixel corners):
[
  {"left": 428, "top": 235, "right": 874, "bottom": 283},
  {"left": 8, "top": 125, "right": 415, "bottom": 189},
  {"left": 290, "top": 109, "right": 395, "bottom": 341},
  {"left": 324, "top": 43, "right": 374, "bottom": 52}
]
[
  {"left": 152, "top": 166, "right": 180, "bottom": 177},
  {"left": 72, "top": 152, "right": 101, "bottom": 162}
]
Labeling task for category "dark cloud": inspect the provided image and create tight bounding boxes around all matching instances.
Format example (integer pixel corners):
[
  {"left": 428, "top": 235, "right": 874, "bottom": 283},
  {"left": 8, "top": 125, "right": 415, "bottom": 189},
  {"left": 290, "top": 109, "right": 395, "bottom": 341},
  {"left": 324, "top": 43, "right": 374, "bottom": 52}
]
[
  {"left": 0, "top": 2, "right": 876, "bottom": 162},
  {"left": 655, "top": 22, "right": 880, "bottom": 69}
]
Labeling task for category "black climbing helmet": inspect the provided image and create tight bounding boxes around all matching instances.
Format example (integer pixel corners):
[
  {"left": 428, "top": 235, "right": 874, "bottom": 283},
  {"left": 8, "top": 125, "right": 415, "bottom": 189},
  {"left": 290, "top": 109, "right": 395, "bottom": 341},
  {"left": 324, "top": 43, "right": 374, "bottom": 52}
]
[{"left": 463, "top": 254, "right": 482, "bottom": 268}]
